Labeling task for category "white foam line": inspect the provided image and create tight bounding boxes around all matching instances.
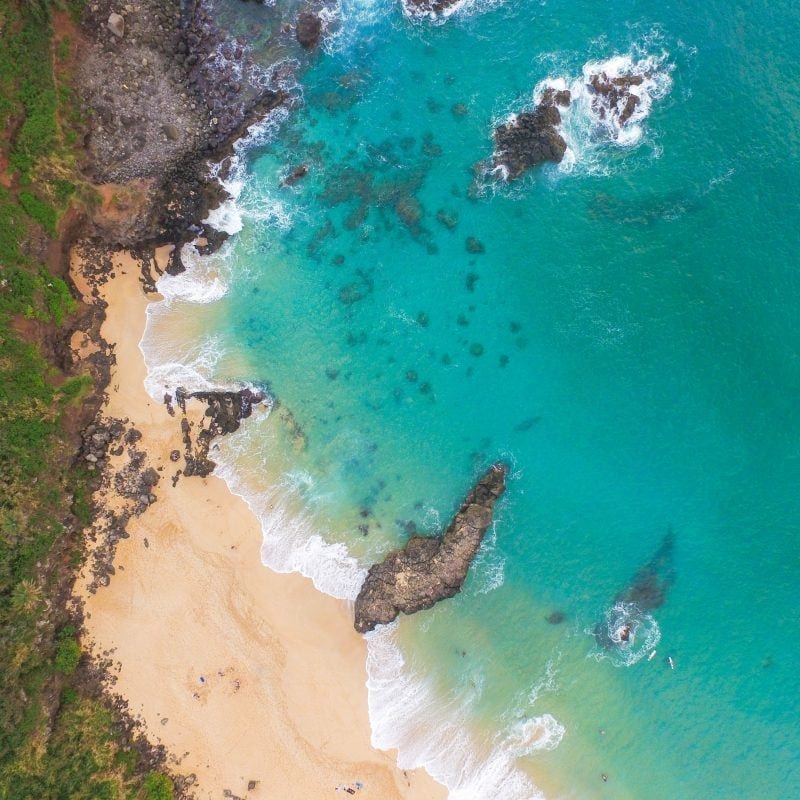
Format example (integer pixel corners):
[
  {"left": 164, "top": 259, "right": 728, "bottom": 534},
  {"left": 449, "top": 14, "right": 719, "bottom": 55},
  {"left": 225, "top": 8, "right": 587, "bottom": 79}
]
[{"left": 367, "top": 625, "right": 550, "bottom": 800}]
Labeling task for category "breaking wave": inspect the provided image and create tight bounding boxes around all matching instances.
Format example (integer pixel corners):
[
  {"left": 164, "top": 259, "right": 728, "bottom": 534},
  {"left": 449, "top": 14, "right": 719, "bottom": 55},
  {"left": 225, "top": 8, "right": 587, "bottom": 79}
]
[{"left": 367, "top": 624, "right": 554, "bottom": 800}]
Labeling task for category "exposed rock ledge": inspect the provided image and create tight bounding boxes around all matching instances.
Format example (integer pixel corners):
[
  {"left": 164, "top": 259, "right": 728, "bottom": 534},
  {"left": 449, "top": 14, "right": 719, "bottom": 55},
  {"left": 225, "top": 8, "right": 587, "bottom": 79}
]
[
  {"left": 173, "top": 387, "right": 266, "bottom": 477},
  {"left": 354, "top": 463, "right": 508, "bottom": 633}
]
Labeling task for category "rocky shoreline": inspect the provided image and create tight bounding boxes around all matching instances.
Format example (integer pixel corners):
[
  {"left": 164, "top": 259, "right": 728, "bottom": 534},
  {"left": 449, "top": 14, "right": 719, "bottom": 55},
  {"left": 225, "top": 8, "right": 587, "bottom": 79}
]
[
  {"left": 73, "top": 0, "right": 323, "bottom": 266},
  {"left": 67, "top": 0, "right": 326, "bottom": 593},
  {"left": 354, "top": 464, "right": 508, "bottom": 633}
]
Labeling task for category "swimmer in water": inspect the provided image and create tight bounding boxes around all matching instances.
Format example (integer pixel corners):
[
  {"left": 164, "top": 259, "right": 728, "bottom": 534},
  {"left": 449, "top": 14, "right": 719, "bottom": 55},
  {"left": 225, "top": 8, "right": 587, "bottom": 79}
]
[{"left": 618, "top": 624, "right": 632, "bottom": 643}]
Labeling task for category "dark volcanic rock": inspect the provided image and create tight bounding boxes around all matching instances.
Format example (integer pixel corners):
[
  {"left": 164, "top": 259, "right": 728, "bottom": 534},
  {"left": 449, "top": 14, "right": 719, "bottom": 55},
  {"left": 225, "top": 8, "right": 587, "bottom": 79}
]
[
  {"left": 354, "top": 463, "right": 508, "bottom": 633},
  {"left": 588, "top": 71, "right": 645, "bottom": 127},
  {"left": 177, "top": 387, "right": 265, "bottom": 477},
  {"left": 282, "top": 164, "right": 309, "bottom": 187},
  {"left": 492, "top": 90, "right": 570, "bottom": 181},
  {"left": 296, "top": 10, "right": 322, "bottom": 49},
  {"left": 190, "top": 388, "right": 263, "bottom": 435}
]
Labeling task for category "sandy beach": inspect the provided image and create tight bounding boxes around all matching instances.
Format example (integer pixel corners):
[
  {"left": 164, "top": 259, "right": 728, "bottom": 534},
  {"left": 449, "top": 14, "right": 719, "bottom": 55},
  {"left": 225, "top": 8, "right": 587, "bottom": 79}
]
[{"left": 72, "top": 249, "right": 446, "bottom": 800}]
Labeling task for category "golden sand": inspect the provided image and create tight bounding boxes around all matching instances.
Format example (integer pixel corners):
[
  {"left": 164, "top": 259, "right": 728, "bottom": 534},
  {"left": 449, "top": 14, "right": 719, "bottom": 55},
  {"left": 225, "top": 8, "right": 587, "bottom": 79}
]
[{"left": 73, "top": 249, "right": 446, "bottom": 800}]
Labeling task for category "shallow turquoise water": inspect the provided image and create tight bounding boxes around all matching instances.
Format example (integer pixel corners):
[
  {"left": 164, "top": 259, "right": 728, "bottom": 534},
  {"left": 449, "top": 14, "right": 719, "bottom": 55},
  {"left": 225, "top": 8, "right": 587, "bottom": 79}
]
[{"left": 148, "top": 0, "right": 800, "bottom": 796}]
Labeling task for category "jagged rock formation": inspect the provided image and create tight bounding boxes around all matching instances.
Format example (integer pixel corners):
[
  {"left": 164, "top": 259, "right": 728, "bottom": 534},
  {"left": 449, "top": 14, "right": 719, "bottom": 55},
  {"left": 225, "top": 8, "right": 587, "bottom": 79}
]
[
  {"left": 587, "top": 70, "right": 646, "bottom": 127},
  {"left": 174, "top": 387, "right": 265, "bottom": 477},
  {"left": 354, "top": 463, "right": 508, "bottom": 633},
  {"left": 492, "top": 87, "right": 571, "bottom": 180}
]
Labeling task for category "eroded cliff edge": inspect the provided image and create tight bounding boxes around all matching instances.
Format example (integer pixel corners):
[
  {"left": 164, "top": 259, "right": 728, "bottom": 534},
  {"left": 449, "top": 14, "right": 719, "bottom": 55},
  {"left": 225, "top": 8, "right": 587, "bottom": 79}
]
[{"left": 354, "top": 463, "right": 508, "bottom": 633}]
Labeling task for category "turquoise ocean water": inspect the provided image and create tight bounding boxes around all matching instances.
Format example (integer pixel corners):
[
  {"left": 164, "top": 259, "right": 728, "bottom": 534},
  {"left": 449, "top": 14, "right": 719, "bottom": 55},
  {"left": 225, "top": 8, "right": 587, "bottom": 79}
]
[{"left": 143, "top": 0, "right": 800, "bottom": 796}]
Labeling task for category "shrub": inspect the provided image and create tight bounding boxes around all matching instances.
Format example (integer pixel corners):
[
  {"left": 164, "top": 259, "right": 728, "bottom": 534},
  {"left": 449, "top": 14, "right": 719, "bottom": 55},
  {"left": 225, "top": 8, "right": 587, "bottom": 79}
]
[
  {"left": 54, "top": 637, "right": 81, "bottom": 675},
  {"left": 143, "top": 772, "right": 174, "bottom": 800},
  {"left": 41, "top": 273, "right": 76, "bottom": 324},
  {"left": 53, "top": 178, "right": 76, "bottom": 204},
  {"left": 19, "top": 190, "right": 57, "bottom": 237}
]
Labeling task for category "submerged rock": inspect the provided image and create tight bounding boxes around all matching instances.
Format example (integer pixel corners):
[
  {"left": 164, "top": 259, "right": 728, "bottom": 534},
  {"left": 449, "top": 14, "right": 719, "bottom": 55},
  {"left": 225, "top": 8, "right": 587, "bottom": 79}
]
[
  {"left": 617, "top": 529, "right": 675, "bottom": 611},
  {"left": 492, "top": 89, "right": 571, "bottom": 180},
  {"left": 593, "top": 529, "right": 676, "bottom": 650},
  {"left": 353, "top": 463, "right": 508, "bottom": 633},
  {"left": 296, "top": 10, "right": 323, "bottom": 50}
]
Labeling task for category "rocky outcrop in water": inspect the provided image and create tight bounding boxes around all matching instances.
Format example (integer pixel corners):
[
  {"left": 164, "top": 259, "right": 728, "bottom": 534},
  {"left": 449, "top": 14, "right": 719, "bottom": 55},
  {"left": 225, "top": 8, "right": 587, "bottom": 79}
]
[
  {"left": 492, "top": 88, "right": 571, "bottom": 180},
  {"left": 353, "top": 463, "right": 508, "bottom": 633},
  {"left": 587, "top": 70, "right": 646, "bottom": 128},
  {"left": 296, "top": 10, "right": 323, "bottom": 49}
]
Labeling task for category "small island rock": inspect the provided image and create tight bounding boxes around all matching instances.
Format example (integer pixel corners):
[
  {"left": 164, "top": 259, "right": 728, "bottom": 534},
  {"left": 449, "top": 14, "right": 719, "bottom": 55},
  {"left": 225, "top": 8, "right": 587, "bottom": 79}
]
[{"left": 354, "top": 463, "right": 508, "bottom": 633}]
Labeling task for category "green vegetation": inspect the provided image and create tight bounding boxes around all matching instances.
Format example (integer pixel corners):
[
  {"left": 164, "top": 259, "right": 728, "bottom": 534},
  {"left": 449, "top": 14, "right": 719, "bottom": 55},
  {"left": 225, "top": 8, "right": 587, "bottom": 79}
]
[
  {"left": 143, "top": 773, "right": 175, "bottom": 800},
  {"left": 0, "top": 1, "right": 178, "bottom": 797},
  {"left": 19, "top": 190, "right": 58, "bottom": 236}
]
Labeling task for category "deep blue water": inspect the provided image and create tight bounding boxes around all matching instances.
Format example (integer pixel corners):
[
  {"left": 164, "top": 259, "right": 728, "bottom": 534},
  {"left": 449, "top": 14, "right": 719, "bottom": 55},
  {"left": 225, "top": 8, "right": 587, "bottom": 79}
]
[{"left": 145, "top": 0, "right": 800, "bottom": 796}]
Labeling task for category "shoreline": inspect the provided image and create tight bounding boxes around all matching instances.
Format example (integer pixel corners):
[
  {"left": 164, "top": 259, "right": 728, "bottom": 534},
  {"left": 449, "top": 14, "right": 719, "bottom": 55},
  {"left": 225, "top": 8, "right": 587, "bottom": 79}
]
[{"left": 72, "top": 248, "right": 446, "bottom": 800}]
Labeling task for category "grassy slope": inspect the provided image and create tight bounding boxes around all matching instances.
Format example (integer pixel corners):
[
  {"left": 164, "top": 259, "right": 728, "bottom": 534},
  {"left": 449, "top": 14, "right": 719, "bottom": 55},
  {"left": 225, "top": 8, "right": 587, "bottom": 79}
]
[{"left": 0, "top": 2, "right": 175, "bottom": 798}]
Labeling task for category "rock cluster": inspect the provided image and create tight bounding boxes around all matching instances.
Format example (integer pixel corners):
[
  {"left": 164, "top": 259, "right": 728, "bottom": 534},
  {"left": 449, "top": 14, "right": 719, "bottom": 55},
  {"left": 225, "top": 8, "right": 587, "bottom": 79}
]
[
  {"left": 80, "top": 416, "right": 162, "bottom": 591},
  {"left": 492, "top": 87, "right": 571, "bottom": 180},
  {"left": 353, "top": 463, "right": 508, "bottom": 633},
  {"left": 587, "top": 70, "right": 646, "bottom": 128}
]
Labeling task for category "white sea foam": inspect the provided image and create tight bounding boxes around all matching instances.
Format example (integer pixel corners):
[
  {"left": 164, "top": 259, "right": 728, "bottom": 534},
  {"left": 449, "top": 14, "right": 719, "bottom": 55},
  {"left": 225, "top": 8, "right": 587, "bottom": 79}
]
[
  {"left": 471, "top": 521, "right": 506, "bottom": 595},
  {"left": 322, "top": 0, "right": 392, "bottom": 53},
  {"left": 211, "top": 420, "right": 367, "bottom": 600},
  {"left": 587, "top": 600, "right": 661, "bottom": 667},
  {"left": 537, "top": 51, "right": 673, "bottom": 175},
  {"left": 154, "top": 244, "right": 231, "bottom": 305},
  {"left": 526, "top": 655, "right": 560, "bottom": 706},
  {"left": 505, "top": 714, "right": 565, "bottom": 756},
  {"left": 400, "top": 0, "right": 505, "bottom": 24}
]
